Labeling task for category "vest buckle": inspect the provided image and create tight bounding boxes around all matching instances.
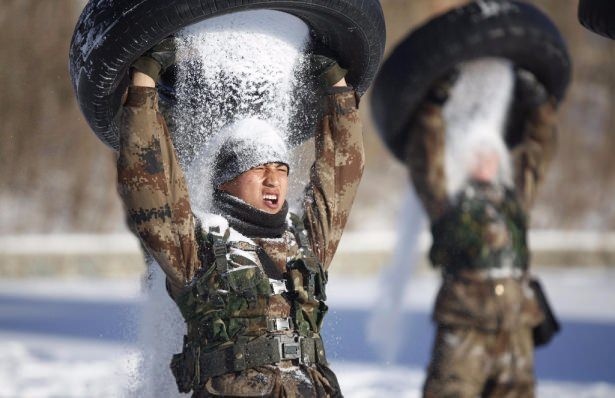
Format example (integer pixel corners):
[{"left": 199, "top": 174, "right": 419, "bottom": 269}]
[{"left": 268, "top": 317, "right": 293, "bottom": 332}]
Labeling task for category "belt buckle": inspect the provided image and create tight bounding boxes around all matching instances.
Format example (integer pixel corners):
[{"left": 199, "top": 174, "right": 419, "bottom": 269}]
[
  {"left": 275, "top": 334, "right": 302, "bottom": 361},
  {"left": 268, "top": 317, "right": 292, "bottom": 332}
]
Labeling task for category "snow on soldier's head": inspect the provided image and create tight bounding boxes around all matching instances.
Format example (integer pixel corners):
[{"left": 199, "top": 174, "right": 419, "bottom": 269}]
[{"left": 213, "top": 118, "right": 290, "bottom": 214}]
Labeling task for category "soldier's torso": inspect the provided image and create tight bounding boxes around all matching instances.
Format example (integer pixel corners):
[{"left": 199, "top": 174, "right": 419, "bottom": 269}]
[
  {"left": 171, "top": 214, "right": 332, "bottom": 395},
  {"left": 430, "top": 181, "right": 529, "bottom": 276},
  {"left": 429, "top": 182, "right": 543, "bottom": 330}
]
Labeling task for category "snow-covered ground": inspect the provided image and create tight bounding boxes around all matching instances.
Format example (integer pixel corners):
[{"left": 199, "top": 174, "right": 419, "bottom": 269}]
[{"left": 1, "top": 267, "right": 615, "bottom": 397}]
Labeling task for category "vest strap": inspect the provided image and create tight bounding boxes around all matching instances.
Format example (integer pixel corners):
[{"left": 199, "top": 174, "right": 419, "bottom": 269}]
[
  {"left": 211, "top": 238, "right": 228, "bottom": 274},
  {"left": 196, "top": 334, "right": 327, "bottom": 380}
]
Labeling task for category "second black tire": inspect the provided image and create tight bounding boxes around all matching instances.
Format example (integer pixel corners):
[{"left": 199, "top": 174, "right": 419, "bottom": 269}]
[
  {"left": 371, "top": 0, "right": 571, "bottom": 162},
  {"left": 578, "top": 0, "right": 615, "bottom": 39},
  {"left": 69, "top": 0, "right": 386, "bottom": 151}
]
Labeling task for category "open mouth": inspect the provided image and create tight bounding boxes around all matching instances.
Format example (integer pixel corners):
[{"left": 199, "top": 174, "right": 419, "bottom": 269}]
[{"left": 263, "top": 194, "right": 279, "bottom": 208}]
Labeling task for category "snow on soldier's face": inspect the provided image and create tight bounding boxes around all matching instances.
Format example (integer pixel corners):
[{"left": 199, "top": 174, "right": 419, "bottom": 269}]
[{"left": 219, "top": 162, "right": 289, "bottom": 214}]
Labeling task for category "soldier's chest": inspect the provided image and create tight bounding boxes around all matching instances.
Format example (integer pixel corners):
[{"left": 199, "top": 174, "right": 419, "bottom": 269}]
[{"left": 251, "top": 231, "right": 299, "bottom": 279}]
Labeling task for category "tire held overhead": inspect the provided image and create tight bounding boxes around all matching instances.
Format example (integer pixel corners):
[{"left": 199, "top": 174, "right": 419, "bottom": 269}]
[{"left": 69, "top": 0, "right": 386, "bottom": 150}]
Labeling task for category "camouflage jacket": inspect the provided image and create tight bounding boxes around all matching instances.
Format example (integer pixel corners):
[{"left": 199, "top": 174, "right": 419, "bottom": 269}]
[
  {"left": 118, "top": 86, "right": 363, "bottom": 296},
  {"left": 404, "top": 100, "right": 555, "bottom": 330},
  {"left": 427, "top": 181, "right": 543, "bottom": 330},
  {"left": 429, "top": 180, "right": 529, "bottom": 274},
  {"left": 117, "top": 86, "right": 363, "bottom": 393}
]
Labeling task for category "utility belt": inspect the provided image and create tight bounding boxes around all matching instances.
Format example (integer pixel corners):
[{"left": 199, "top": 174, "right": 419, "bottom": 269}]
[
  {"left": 171, "top": 332, "right": 327, "bottom": 392},
  {"left": 442, "top": 264, "right": 526, "bottom": 282}
]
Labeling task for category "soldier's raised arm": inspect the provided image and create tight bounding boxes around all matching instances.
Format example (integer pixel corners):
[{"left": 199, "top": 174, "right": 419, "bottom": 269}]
[
  {"left": 302, "top": 55, "right": 365, "bottom": 270},
  {"left": 404, "top": 75, "right": 455, "bottom": 223},
  {"left": 510, "top": 70, "right": 558, "bottom": 213},
  {"left": 117, "top": 42, "right": 200, "bottom": 294}
]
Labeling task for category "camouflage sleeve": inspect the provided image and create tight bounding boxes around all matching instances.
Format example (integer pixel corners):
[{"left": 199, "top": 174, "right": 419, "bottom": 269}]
[
  {"left": 510, "top": 101, "right": 558, "bottom": 212},
  {"left": 117, "top": 86, "right": 200, "bottom": 292},
  {"left": 303, "top": 87, "right": 364, "bottom": 270},
  {"left": 405, "top": 102, "right": 449, "bottom": 222}
]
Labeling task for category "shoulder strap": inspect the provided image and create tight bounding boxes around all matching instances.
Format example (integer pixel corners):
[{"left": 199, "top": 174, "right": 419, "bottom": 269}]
[{"left": 207, "top": 225, "right": 230, "bottom": 275}]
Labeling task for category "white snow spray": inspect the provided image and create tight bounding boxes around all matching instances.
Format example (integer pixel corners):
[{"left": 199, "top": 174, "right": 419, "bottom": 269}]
[
  {"left": 443, "top": 58, "right": 515, "bottom": 195},
  {"left": 367, "top": 185, "right": 427, "bottom": 363},
  {"left": 132, "top": 10, "right": 310, "bottom": 396},
  {"left": 368, "top": 58, "right": 515, "bottom": 363}
]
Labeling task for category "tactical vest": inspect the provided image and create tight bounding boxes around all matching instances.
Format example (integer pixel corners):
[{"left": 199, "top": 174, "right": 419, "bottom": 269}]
[
  {"left": 429, "top": 182, "right": 529, "bottom": 275},
  {"left": 170, "top": 214, "right": 329, "bottom": 393}
]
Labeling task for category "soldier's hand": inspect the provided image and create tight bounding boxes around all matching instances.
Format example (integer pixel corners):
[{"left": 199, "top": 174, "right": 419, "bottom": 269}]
[
  {"left": 425, "top": 67, "right": 459, "bottom": 106},
  {"left": 514, "top": 68, "right": 549, "bottom": 109},
  {"left": 308, "top": 43, "right": 348, "bottom": 88},
  {"left": 131, "top": 37, "right": 176, "bottom": 82}
]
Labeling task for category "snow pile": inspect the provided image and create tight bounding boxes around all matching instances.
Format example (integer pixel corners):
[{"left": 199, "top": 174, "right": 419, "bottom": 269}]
[{"left": 0, "top": 337, "right": 138, "bottom": 398}]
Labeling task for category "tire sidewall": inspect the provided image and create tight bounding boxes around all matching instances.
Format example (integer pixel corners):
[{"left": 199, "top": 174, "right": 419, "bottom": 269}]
[{"left": 69, "top": 0, "right": 386, "bottom": 150}]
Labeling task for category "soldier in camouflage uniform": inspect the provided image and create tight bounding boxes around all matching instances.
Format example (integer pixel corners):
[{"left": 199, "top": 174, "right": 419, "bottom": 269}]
[
  {"left": 405, "top": 68, "right": 558, "bottom": 398},
  {"left": 117, "top": 40, "right": 364, "bottom": 397}
]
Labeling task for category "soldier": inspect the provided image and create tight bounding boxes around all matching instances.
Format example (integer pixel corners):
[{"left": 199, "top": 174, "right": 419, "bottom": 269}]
[
  {"left": 406, "top": 66, "right": 557, "bottom": 398},
  {"left": 118, "top": 39, "right": 364, "bottom": 397}
]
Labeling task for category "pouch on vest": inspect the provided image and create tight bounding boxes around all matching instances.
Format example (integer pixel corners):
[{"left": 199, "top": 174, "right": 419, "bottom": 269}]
[
  {"left": 224, "top": 265, "right": 271, "bottom": 300},
  {"left": 170, "top": 336, "right": 200, "bottom": 393},
  {"left": 287, "top": 257, "right": 327, "bottom": 301},
  {"left": 286, "top": 257, "right": 329, "bottom": 332},
  {"left": 530, "top": 278, "right": 561, "bottom": 347}
]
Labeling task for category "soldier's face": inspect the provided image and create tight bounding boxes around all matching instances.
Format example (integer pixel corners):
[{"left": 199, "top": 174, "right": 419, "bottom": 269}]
[
  {"left": 220, "top": 162, "right": 289, "bottom": 214},
  {"left": 469, "top": 150, "right": 500, "bottom": 183}
]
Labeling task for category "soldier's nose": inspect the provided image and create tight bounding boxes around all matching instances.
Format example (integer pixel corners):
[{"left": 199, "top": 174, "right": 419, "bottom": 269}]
[{"left": 264, "top": 172, "right": 280, "bottom": 187}]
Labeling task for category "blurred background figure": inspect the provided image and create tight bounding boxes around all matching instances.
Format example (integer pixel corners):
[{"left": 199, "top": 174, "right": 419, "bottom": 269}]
[{"left": 407, "top": 58, "right": 557, "bottom": 398}]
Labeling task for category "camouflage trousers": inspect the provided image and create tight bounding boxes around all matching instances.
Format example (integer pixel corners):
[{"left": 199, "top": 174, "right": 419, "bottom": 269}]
[
  {"left": 192, "top": 362, "right": 342, "bottom": 398},
  {"left": 423, "top": 324, "right": 535, "bottom": 398}
]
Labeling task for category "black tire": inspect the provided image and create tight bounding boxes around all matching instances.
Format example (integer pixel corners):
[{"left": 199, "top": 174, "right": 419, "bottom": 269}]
[
  {"left": 371, "top": 0, "right": 571, "bottom": 162},
  {"left": 579, "top": 0, "right": 615, "bottom": 39},
  {"left": 69, "top": 0, "right": 385, "bottom": 151}
]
